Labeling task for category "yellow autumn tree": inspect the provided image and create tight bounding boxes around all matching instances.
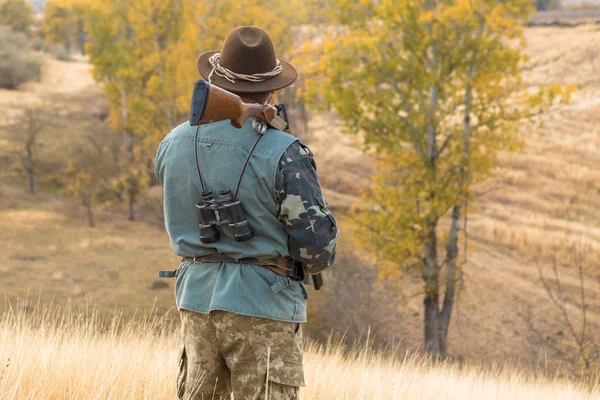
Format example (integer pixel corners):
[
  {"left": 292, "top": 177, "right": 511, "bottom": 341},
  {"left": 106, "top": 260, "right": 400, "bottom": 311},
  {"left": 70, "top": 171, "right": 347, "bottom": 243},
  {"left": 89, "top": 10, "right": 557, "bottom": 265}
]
[
  {"left": 0, "top": 0, "right": 34, "bottom": 36},
  {"left": 84, "top": 0, "right": 153, "bottom": 220},
  {"left": 312, "top": 0, "right": 572, "bottom": 358},
  {"left": 43, "top": 0, "right": 88, "bottom": 54}
]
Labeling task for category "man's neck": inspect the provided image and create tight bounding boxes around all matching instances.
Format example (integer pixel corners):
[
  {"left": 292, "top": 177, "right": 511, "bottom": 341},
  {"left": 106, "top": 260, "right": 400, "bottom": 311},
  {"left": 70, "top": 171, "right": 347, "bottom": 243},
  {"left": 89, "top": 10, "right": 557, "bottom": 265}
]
[{"left": 241, "top": 97, "right": 267, "bottom": 105}]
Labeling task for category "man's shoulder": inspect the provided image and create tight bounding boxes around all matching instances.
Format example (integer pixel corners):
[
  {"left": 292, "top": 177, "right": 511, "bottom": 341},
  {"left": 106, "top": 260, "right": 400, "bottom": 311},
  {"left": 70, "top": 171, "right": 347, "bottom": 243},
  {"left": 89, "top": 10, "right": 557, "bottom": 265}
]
[
  {"left": 264, "top": 125, "right": 297, "bottom": 139},
  {"left": 245, "top": 125, "right": 296, "bottom": 159},
  {"left": 157, "top": 120, "right": 302, "bottom": 157},
  {"left": 159, "top": 121, "right": 195, "bottom": 146},
  {"left": 155, "top": 122, "right": 195, "bottom": 181},
  {"left": 280, "top": 139, "right": 314, "bottom": 163}
]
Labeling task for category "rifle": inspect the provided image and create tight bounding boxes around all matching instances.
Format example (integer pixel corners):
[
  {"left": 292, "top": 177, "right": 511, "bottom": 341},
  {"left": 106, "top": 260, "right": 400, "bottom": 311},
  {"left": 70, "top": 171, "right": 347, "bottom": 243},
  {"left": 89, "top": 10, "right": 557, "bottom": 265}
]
[
  {"left": 190, "top": 80, "right": 287, "bottom": 131},
  {"left": 189, "top": 79, "right": 324, "bottom": 290}
]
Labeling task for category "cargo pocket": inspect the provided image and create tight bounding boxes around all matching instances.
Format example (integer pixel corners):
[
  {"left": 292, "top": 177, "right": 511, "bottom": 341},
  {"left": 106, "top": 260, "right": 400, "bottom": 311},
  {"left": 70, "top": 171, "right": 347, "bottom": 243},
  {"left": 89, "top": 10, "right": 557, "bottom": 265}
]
[
  {"left": 267, "top": 359, "right": 305, "bottom": 388},
  {"left": 176, "top": 344, "right": 187, "bottom": 399}
]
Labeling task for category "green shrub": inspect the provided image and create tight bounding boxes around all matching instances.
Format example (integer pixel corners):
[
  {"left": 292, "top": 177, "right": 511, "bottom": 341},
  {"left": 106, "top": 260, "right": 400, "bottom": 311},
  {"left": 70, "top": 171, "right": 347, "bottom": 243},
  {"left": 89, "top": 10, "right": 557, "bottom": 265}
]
[
  {"left": 0, "top": 26, "right": 41, "bottom": 89},
  {"left": 49, "top": 44, "right": 71, "bottom": 61},
  {"left": 0, "top": 0, "right": 35, "bottom": 36},
  {"left": 30, "top": 37, "right": 49, "bottom": 52}
]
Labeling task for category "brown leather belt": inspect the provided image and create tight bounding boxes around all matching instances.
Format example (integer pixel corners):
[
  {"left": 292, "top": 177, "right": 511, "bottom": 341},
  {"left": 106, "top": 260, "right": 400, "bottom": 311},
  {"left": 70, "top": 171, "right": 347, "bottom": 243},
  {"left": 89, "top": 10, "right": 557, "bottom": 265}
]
[{"left": 182, "top": 255, "right": 291, "bottom": 277}]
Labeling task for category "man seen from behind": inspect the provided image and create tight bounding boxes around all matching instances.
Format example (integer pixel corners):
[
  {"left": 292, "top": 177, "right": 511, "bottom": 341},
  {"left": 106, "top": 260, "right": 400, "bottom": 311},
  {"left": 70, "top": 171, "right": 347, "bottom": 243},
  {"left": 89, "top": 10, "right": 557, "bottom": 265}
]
[{"left": 154, "top": 26, "right": 340, "bottom": 400}]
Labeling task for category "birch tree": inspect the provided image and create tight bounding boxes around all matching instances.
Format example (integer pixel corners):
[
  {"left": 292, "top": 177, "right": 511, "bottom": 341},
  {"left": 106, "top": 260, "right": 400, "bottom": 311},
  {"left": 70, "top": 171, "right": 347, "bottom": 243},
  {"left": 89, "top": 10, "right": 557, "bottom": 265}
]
[
  {"left": 85, "top": 0, "right": 153, "bottom": 221},
  {"left": 314, "top": 0, "right": 570, "bottom": 358}
]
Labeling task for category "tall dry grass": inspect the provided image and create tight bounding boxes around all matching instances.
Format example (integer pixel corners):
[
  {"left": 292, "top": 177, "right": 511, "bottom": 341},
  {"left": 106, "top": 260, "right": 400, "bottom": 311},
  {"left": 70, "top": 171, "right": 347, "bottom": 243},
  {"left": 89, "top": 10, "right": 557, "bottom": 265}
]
[{"left": 1, "top": 307, "right": 598, "bottom": 400}]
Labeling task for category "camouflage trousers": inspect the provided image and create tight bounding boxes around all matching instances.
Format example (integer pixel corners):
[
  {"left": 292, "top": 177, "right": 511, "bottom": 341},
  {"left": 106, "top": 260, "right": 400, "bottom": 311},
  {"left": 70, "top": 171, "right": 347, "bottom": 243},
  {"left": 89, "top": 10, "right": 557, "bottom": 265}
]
[{"left": 177, "top": 309, "right": 305, "bottom": 400}]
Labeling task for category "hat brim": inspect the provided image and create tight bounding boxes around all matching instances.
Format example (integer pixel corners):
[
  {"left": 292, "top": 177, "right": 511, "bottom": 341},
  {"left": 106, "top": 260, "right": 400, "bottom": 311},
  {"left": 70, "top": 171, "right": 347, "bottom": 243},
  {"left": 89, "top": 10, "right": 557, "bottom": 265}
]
[{"left": 197, "top": 50, "right": 298, "bottom": 94}]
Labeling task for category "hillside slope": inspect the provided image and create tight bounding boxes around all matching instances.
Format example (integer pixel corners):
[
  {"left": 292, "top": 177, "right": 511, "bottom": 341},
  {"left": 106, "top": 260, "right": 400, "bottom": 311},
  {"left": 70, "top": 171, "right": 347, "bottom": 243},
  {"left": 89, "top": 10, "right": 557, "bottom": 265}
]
[{"left": 0, "top": 25, "right": 599, "bottom": 374}]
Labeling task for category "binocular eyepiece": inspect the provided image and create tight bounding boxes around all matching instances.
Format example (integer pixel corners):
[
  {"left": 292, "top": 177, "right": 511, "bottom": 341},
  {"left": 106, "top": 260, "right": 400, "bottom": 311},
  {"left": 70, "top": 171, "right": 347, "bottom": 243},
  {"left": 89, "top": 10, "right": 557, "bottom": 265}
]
[
  {"left": 196, "top": 189, "right": 253, "bottom": 244},
  {"left": 196, "top": 191, "right": 220, "bottom": 244}
]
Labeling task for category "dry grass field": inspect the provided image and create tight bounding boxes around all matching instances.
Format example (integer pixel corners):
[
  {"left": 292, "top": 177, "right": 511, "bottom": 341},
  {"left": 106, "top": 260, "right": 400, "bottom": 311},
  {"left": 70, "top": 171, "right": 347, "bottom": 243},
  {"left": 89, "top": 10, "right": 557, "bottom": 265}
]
[
  {"left": 0, "top": 309, "right": 598, "bottom": 400},
  {"left": 1, "top": 23, "right": 600, "bottom": 393}
]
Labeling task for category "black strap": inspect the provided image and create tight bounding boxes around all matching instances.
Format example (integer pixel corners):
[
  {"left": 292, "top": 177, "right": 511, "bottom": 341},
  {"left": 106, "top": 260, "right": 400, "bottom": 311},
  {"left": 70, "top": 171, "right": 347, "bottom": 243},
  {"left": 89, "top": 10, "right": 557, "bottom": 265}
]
[
  {"left": 234, "top": 132, "right": 265, "bottom": 199},
  {"left": 193, "top": 125, "right": 207, "bottom": 192},
  {"left": 193, "top": 121, "right": 265, "bottom": 200}
]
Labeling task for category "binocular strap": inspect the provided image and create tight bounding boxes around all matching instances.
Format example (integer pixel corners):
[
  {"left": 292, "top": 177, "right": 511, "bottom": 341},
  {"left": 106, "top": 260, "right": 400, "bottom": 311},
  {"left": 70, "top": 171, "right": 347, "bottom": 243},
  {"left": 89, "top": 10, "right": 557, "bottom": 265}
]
[{"left": 193, "top": 123, "right": 266, "bottom": 200}]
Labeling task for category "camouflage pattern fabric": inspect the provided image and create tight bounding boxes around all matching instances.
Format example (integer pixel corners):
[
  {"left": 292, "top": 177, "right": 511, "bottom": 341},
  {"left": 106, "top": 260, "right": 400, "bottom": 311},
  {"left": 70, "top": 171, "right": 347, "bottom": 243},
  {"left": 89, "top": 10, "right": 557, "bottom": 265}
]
[
  {"left": 178, "top": 309, "right": 304, "bottom": 400},
  {"left": 275, "top": 141, "right": 339, "bottom": 274}
]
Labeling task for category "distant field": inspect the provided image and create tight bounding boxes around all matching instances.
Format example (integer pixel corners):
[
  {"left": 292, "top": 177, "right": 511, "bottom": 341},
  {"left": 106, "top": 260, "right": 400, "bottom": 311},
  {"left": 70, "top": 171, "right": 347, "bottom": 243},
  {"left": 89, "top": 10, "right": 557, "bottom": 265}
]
[
  {"left": 530, "top": 9, "right": 600, "bottom": 25},
  {"left": 0, "top": 58, "right": 178, "bottom": 317},
  {"left": 562, "top": 0, "right": 600, "bottom": 6}
]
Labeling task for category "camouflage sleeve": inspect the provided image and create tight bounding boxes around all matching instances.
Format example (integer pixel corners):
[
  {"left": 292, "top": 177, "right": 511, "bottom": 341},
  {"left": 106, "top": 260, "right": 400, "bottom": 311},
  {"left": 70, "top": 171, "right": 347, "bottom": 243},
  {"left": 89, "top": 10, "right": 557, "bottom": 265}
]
[{"left": 275, "top": 141, "right": 340, "bottom": 274}]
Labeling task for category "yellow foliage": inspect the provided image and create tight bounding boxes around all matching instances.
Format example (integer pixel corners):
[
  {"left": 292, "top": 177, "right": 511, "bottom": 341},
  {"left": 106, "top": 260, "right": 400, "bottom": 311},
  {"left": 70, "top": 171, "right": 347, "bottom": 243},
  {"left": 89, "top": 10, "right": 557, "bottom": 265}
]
[
  {"left": 83, "top": 0, "right": 316, "bottom": 141},
  {"left": 310, "top": 0, "right": 568, "bottom": 281},
  {"left": 0, "top": 0, "right": 34, "bottom": 35},
  {"left": 43, "top": 0, "right": 88, "bottom": 52},
  {"left": 76, "top": 0, "right": 321, "bottom": 217}
]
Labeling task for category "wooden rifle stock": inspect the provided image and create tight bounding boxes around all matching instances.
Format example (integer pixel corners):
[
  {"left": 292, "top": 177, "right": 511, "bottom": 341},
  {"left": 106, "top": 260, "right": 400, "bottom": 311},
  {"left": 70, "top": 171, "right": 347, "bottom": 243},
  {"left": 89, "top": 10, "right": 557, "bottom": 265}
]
[{"left": 190, "top": 80, "right": 286, "bottom": 131}]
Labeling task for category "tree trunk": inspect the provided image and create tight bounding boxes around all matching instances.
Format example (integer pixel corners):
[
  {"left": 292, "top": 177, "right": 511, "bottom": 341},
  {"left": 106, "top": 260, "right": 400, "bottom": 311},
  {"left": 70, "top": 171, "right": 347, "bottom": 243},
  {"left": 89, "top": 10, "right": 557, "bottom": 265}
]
[
  {"left": 440, "top": 205, "right": 461, "bottom": 349},
  {"left": 78, "top": 20, "right": 86, "bottom": 55},
  {"left": 438, "top": 56, "right": 476, "bottom": 355},
  {"left": 422, "top": 34, "right": 443, "bottom": 358},
  {"left": 25, "top": 147, "right": 35, "bottom": 195},
  {"left": 121, "top": 91, "right": 137, "bottom": 222},
  {"left": 166, "top": 106, "right": 175, "bottom": 130},
  {"left": 296, "top": 84, "right": 309, "bottom": 138},
  {"left": 27, "top": 172, "right": 35, "bottom": 195},
  {"left": 86, "top": 203, "right": 95, "bottom": 227},
  {"left": 424, "top": 287, "right": 442, "bottom": 357},
  {"left": 423, "top": 223, "right": 443, "bottom": 358},
  {"left": 128, "top": 187, "right": 136, "bottom": 221},
  {"left": 115, "top": 187, "right": 124, "bottom": 202},
  {"left": 81, "top": 194, "right": 95, "bottom": 227}
]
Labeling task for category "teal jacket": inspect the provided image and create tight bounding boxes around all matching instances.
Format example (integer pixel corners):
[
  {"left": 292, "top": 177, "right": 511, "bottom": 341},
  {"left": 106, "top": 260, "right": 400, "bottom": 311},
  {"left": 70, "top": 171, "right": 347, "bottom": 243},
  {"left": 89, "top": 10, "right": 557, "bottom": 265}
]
[{"left": 155, "top": 119, "right": 338, "bottom": 323}]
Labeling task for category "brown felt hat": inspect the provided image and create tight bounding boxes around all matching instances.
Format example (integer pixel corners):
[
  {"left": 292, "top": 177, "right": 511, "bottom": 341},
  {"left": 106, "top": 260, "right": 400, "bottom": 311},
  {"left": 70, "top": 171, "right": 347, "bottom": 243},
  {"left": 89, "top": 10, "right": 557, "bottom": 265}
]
[{"left": 197, "top": 26, "right": 297, "bottom": 94}]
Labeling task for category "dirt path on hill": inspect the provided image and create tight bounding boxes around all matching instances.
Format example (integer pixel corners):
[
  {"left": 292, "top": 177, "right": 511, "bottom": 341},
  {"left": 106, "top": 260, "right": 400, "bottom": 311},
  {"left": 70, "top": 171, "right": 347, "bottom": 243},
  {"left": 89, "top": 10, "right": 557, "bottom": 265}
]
[{"left": 0, "top": 57, "right": 96, "bottom": 122}]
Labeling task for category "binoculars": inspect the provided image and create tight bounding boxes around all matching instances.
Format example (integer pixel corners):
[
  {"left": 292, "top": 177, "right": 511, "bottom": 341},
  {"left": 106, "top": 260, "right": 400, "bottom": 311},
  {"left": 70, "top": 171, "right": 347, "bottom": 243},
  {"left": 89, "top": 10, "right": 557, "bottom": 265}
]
[{"left": 196, "top": 189, "right": 253, "bottom": 244}]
